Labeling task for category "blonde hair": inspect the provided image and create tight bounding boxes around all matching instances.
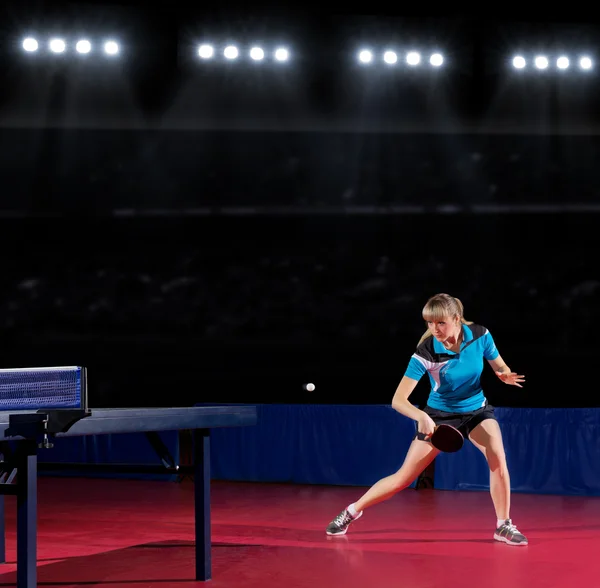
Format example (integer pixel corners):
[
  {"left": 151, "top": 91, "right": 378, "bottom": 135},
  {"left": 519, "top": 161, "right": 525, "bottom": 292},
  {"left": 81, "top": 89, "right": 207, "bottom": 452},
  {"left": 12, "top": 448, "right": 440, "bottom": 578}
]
[{"left": 417, "top": 293, "right": 473, "bottom": 345}]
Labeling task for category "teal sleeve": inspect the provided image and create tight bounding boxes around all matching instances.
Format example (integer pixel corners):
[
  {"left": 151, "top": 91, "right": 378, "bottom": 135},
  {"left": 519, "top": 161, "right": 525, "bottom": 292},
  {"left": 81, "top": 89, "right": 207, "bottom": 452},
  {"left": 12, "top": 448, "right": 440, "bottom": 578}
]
[
  {"left": 483, "top": 331, "right": 499, "bottom": 360},
  {"left": 404, "top": 355, "right": 426, "bottom": 381}
]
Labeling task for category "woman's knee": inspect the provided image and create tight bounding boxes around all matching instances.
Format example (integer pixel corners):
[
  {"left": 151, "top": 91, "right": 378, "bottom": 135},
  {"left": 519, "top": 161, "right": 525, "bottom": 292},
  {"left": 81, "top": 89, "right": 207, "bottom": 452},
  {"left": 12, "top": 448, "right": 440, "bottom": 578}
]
[
  {"left": 486, "top": 445, "right": 508, "bottom": 472},
  {"left": 388, "top": 471, "right": 414, "bottom": 493},
  {"left": 469, "top": 419, "right": 508, "bottom": 471},
  {"left": 393, "top": 441, "right": 438, "bottom": 488}
]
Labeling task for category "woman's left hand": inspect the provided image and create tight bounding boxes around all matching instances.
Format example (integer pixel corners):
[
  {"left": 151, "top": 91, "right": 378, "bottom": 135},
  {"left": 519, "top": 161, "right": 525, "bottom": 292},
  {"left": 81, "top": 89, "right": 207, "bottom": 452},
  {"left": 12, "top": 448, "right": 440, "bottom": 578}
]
[{"left": 496, "top": 371, "right": 525, "bottom": 387}]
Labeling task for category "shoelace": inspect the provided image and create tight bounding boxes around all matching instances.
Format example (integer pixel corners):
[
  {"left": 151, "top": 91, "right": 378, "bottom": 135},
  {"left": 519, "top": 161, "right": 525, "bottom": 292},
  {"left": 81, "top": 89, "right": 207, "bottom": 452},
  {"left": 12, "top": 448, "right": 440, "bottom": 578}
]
[
  {"left": 334, "top": 511, "right": 353, "bottom": 527},
  {"left": 502, "top": 521, "right": 520, "bottom": 535}
]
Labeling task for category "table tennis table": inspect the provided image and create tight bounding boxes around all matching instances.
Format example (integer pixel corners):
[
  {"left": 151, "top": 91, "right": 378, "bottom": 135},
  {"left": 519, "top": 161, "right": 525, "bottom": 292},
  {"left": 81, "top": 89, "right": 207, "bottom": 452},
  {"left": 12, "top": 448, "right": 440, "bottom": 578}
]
[{"left": 0, "top": 366, "right": 257, "bottom": 588}]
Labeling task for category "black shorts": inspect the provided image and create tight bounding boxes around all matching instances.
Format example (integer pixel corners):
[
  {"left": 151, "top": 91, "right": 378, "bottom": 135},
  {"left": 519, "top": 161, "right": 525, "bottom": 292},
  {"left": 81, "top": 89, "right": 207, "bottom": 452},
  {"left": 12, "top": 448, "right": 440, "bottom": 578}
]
[{"left": 415, "top": 403, "right": 496, "bottom": 441}]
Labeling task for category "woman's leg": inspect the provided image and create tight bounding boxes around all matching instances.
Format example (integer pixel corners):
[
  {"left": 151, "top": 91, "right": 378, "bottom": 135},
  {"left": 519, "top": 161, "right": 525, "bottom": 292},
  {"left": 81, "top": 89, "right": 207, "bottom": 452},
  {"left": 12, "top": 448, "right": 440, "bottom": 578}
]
[
  {"left": 354, "top": 438, "right": 440, "bottom": 511},
  {"left": 469, "top": 419, "right": 510, "bottom": 519},
  {"left": 469, "top": 418, "right": 528, "bottom": 545},
  {"left": 326, "top": 438, "right": 439, "bottom": 535}
]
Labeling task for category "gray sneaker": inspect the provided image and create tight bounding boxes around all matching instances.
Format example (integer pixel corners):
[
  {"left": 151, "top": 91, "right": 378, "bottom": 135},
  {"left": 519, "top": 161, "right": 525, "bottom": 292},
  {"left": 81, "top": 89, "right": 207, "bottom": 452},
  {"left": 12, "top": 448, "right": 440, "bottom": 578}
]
[
  {"left": 494, "top": 519, "right": 528, "bottom": 546},
  {"left": 326, "top": 508, "right": 363, "bottom": 536}
]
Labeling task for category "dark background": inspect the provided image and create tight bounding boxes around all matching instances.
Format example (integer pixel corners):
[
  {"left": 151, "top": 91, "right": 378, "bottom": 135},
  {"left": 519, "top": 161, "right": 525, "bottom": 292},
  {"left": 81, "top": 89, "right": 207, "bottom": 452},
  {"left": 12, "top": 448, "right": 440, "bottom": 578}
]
[{"left": 0, "top": 3, "right": 597, "bottom": 410}]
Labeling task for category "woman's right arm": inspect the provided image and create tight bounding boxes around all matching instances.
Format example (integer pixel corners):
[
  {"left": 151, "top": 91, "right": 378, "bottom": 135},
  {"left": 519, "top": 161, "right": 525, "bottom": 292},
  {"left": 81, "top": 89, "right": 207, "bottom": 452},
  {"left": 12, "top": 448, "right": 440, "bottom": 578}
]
[
  {"left": 391, "top": 376, "right": 437, "bottom": 437},
  {"left": 391, "top": 376, "right": 426, "bottom": 421},
  {"left": 392, "top": 359, "right": 437, "bottom": 436}
]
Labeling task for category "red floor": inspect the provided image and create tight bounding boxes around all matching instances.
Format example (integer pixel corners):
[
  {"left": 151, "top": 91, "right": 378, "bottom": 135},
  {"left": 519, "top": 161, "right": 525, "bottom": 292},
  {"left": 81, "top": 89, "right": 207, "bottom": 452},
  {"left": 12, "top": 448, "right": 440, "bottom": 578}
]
[{"left": 0, "top": 477, "right": 598, "bottom": 587}]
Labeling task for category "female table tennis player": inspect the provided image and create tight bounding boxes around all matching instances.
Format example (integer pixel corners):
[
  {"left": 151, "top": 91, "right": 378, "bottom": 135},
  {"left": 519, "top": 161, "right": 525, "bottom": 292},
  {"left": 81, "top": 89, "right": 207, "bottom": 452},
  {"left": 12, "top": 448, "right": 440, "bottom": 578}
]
[{"left": 325, "top": 293, "right": 528, "bottom": 546}]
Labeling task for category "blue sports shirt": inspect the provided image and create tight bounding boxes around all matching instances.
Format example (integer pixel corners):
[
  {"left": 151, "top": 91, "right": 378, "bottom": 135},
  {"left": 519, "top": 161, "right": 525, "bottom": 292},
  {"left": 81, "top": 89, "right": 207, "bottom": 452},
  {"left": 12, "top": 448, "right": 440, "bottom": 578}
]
[{"left": 404, "top": 323, "right": 499, "bottom": 413}]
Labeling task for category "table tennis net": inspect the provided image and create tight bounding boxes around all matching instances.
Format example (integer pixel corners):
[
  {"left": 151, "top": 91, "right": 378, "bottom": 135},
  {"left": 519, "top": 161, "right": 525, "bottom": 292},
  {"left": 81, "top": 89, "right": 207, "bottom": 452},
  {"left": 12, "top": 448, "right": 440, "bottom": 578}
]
[{"left": 0, "top": 366, "right": 83, "bottom": 411}]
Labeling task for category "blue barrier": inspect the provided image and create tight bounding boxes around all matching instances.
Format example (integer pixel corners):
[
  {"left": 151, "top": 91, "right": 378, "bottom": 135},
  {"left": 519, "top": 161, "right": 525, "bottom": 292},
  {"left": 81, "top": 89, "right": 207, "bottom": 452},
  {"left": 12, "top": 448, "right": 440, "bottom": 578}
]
[
  {"left": 206, "top": 404, "right": 600, "bottom": 496},
  {"left": 206, "top": 403, "right": 417, "bottom": 487},
  {"left": 434, "top": 407, "right": 600, "bottom": 496}
]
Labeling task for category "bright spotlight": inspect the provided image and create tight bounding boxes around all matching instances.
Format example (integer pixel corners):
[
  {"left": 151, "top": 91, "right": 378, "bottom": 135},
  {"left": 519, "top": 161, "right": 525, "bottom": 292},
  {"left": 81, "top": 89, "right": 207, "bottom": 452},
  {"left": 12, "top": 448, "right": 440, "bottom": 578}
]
[
  {"left": 358, "top": 49, "right": 373, "bottom": 63},
  {"left": 198, "top": 44, "right": 214, "bottom": 59},
  {"left": 76, "top": 40, "right": 91, "bottom": 54},
  {"left": 430, "top": 53, "right": 444, "bottom": 66},
  {"left": 383, "top": 50, "right": 397, "bottom": 64},
  {"left": 104, "top": 41, "right": 119, "bottom": 55},
  {"left": 22, "top": 38, "right": 38, "bottom": 52},
  {"left": 534, "top": 55, "right": 548, "bottom": 69},
  {"left": 512, "top": 55, "right": 526, "bottom": 69},
  {"left": 274, "top": 47, "right": 289, "bottom": 61},
  {"left": 556, "top": 56, "right": 569, "bottom": 69},
  {"left": 406, "top": 51, "right": 421, "bottom": 66},
  {"left": 250, "top": 46, "right": 264, "bottom": 61},
  {"left": 224, "top": 45, "right": 238, "bottom": 59},
  {"left": 580, "top": 56, "right": 593, "bottom": 70},
  {"left": 49, "top": 38, "right": 66, "bottom": 53}
]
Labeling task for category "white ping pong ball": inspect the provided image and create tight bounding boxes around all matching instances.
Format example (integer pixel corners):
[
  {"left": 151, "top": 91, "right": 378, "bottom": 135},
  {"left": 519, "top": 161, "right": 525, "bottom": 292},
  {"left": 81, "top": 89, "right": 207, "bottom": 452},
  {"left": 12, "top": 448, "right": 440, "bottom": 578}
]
[{"left": 305, "top": 383, "right": 315, "bottom": 392}]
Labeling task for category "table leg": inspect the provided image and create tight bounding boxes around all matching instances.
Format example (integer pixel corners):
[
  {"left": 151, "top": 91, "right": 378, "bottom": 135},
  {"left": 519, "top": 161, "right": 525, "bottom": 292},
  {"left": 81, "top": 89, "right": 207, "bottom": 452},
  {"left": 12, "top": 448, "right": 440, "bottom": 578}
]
[
  {"left": 16, "top": 440, "right": 37, "bottom": 588},
  {"left": 193, "top": 428, "right": 211, "bottom": 581},
  {"left": 17, "top": 440, "right": 37, "bottom": 588},
  {"left": 0, "top": 440, "right": 11, "bottom": 564},
  {"left": 0, "top": 494, "right": 5, "bottom": 564}
]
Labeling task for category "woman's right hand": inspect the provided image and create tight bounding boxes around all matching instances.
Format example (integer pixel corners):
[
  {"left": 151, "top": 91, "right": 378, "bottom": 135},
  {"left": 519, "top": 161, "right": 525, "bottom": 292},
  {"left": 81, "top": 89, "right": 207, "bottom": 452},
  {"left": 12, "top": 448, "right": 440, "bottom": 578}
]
[{"left": 417, "top": 413, "right": 437, "bottom": 438}]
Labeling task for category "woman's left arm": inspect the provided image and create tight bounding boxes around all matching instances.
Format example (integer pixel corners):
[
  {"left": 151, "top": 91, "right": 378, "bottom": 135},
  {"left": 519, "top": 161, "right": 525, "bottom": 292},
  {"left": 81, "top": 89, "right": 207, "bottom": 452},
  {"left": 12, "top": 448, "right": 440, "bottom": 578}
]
[{"left": 487, "top": 355, "right": 525, "bottom": 388}]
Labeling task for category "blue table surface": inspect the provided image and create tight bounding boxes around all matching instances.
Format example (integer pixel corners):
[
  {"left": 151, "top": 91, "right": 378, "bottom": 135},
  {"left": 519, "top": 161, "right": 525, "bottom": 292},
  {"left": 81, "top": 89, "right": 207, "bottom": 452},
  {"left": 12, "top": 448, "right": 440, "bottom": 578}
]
[{"left": 0, "top": 406, "right": 257, "bottom": 439}]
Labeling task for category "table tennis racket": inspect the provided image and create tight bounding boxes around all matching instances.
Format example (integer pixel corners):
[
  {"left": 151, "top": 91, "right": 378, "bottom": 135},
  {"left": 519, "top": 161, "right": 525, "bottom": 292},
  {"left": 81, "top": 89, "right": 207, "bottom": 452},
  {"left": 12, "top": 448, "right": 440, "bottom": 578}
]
[{"left": 429, "top": 424, "right": 464, "bottom": 452}]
